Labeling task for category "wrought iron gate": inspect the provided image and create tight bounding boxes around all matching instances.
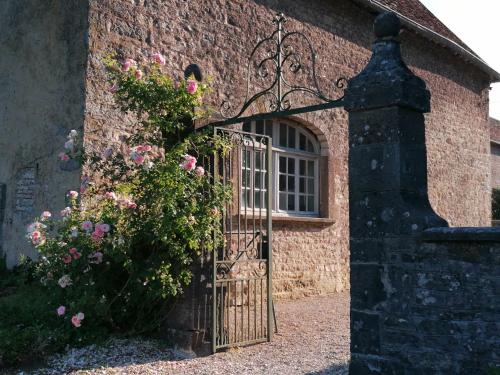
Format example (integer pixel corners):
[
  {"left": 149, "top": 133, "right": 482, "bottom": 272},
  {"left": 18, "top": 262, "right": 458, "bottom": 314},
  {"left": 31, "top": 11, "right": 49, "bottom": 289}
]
[{"left": 212, "top": 127, "right": 273, "bottom": 352}]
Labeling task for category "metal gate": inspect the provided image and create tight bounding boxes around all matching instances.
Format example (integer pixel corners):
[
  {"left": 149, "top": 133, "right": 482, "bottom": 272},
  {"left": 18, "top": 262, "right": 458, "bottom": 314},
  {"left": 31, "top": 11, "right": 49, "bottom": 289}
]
[{"left": 212, "top": 127, "right": 273, "bottom": 352}]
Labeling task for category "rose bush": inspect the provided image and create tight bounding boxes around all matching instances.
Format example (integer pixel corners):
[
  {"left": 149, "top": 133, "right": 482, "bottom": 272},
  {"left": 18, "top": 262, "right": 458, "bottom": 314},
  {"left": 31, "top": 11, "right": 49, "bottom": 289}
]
[{"left": 4, "top": 52, "right": 232, "bottom": 365}]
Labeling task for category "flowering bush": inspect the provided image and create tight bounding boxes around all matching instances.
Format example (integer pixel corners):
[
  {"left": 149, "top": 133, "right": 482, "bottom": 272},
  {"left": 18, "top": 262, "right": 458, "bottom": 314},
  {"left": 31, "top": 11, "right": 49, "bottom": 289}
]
[{"left": 25, "top": 52, "right": 231, "bottom": 336}]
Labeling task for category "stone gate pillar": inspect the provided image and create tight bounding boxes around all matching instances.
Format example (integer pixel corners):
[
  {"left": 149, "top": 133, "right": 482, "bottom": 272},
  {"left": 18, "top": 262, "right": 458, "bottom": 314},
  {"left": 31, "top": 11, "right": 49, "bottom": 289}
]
[{"left": 344, "top": 12, "right": 448, "bottom": 373}]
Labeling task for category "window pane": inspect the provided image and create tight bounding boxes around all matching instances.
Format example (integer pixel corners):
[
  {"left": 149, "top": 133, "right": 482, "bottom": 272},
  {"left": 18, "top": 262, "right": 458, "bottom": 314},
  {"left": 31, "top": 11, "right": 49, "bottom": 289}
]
[
  {"left": 287, "top": 176, "right": 295, "bottom": 192},
  {"left": 279, "top": 156, "right": 287, "bottom": 173},
  {"left": 307, "top": 178, "right": 314, "bottom": 194},
  {"left": 243, "top": 150, "right": 250, "bottom": 168},
  {"left": 307, "top": 195, "right": 314, "bottom": 211},
  {"left": 308, "top": 161, "right": 315, "bottom": 176},
  {"left": 279, "top": 193, "right": 287, "bottom": 210},
  {"left": 299, "top": 195, "right": 306, "bottom": 211},
  {"left": 288, "top": 194, "right": 295, "bottom": 210},
  {"left": 242, "top": 189, "right": 250, "bottom": 207},
  {"left": 279, "top": 174, "right": 286, "bottom": 191},
  {"left": 243, "top": 122, "right": 251, "bottom": 132},
  {"left": 299, "top": 133, "right": 306, "bottom": 150},
  {"left": 299, "top": 159, "right": 306, "bottom": 176},
  {"left": 279, "top": 123, "right": 287, "bottom": 147},
  {"left": 288, "top": 158, "right": 295, "bottom": 174},
  {"left": 255, "top": 171, "right": 261, "bottom": 189},
  {"left": 288, "top": 126, "right": 296, "bottom": 148},
  {"left": 255, "top": 120, "right": 264, "bottom": 135},
  {"left": 307, "top": 139, "right": 314, "bottom": 152},
  {"left": 242, "top": 169, "right": 250, "bottom": 187},
  {"left": 254, "top": 191, "right": 261, "bottom": 208},
  {"left": 299, "top": 177, "right": 305, "bottom": 193},
  {"left": 255, "top": 151, "right": 261, "bottom": 170}
]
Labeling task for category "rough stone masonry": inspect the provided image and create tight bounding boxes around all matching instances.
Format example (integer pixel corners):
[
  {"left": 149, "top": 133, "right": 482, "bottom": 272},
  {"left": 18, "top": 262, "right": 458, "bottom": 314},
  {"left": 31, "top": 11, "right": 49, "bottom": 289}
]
[{"left": 345, "top": 12, "right": 500, "bottom": 374}]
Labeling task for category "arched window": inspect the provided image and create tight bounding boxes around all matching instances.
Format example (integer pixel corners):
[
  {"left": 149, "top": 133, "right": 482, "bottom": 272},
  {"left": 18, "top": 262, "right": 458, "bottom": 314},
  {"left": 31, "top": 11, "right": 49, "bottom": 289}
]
[{"left": 242, "top": 119, "right": 320, "bottom": 216}]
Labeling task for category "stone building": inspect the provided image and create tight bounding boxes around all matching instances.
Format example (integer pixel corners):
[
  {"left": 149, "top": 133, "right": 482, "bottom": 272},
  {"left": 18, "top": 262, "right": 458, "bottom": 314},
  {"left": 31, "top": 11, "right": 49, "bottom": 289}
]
[
  {"left": 491, "top": 117, "right": 500, "bottom": 189},
  {"left": 1, "top": 0, "right": 499, "bottom": 299}
]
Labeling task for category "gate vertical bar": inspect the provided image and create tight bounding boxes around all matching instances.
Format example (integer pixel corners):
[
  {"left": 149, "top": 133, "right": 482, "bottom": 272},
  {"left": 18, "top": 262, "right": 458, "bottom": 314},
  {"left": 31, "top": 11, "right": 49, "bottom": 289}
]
[
  {"left": 266, "top": 136, "right": 273, "bottom": 341},
  {"left": 212, "top": 128, "right": 218, "bottom": 354}
]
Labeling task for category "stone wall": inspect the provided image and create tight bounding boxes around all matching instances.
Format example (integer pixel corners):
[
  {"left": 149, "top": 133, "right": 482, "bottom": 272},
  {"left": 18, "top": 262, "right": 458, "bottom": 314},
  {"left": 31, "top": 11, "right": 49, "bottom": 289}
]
[
  {"left": 491, "top": 118, "right": 500, "bottom": 189},
  {"left": 83, "top": 0, "right": 492, "bottom": 298},
  {"left": 0, "top": 1, "right": 89, "bottom": 267},
  {"left": 346, "top": 13, "right": 499, "bottom": 373}
]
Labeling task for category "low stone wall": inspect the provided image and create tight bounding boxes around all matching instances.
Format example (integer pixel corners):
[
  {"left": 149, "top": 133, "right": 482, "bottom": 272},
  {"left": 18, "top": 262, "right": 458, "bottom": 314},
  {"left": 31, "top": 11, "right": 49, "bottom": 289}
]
[{"left": 351, "top": 228, "right": 500, "bottom": 374}]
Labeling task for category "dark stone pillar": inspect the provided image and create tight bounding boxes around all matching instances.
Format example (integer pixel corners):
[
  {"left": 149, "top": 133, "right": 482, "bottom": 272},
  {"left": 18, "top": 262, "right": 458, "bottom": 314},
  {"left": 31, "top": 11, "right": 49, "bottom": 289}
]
[{"left": 344, "top": 12, "right": 448, "bottom": 373}]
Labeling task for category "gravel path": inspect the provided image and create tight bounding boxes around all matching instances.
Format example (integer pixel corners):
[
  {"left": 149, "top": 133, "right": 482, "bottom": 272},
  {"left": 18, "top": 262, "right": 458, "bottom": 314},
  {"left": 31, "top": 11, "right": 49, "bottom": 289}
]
[{"left": 29, "top": 293, "right": 350, "bottom": 375}]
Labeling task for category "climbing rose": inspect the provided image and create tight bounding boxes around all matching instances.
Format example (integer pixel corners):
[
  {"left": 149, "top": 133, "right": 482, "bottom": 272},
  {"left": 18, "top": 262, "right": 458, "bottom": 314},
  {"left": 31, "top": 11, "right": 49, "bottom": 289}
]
[
  {"left": 105, "top": 191, "right": 117, "bottom": 201},
  {"left": 68, "top": 191, "right": 78, "bottom": 199},
  {"left": 135, "top": 69, "right": 143, "bottom": 80},
  {"left": 186, "top": 79, "right": 198, "bottom": 94},
  {"left": 57, "top": 306, "right": 66, "bottom": 316},
  {"left": 71, "top": 313, "right": 84, "bottom": 328},
  {"left": 96, "top": 223, "right": 110, "bottom": 233},
  {"left": 180, "top": 155, "right": 197, "bottom": 171},
  {"left": 122, "top": 58, "right": 136, "bottom": 72},
  {"left": 60, "top": 207, "right": 71, "bottom": 217},
  {"left": 130, "top": 151, "right": 145, "bottom": 165},
  {"left": 70, "top": 226, "right": 78, "bottom": 238},
  {"left": 41, "top": 211, "right": 52, "bottom": 220},
  {"left": 81, "top": 221, "right": 93, "bottom": 232},
  {"left": 58, "top": 275, "right": 72, "bottom": 288},
  {"left": 69, "top": 247, "right": 81, "bottom": 260},
  {"left": 152, "top": 52, "right": 166, "bottom": 65},
  {"left": 58, "top": 152, "right": 70, "bottom": 161},
  {"left": 62, "top": 254, "right": 72, "bottom": 264},
  {"left": 195, "top": 166, "right": 205, "bottom": 176}
]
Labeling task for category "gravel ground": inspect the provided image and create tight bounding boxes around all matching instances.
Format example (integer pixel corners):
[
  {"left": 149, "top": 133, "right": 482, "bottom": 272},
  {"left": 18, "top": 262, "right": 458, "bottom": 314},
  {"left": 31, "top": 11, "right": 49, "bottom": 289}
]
[{"left": 27, "top": 293, "right": 350, "bottom": 375}]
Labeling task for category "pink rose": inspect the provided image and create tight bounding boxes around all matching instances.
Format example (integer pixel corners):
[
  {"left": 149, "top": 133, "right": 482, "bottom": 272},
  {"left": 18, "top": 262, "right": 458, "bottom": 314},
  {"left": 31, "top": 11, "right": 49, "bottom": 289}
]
[
  {"left": 131, "top": 151, "right": 145, "bottom": 165},
  {"left": 135, "top": 69, "right": 143, "bottom": 80},
  {"left": 96, "top": 223, "right": 110, "bottom": 233},
  {"left": 60, "top": 207, "right": 71, "bottom": 217},
  {"left": 81, "top": 220, "right": 93, "bottom": 232},
  {"left": 91, "top": 232, "right": 102, "bottom": 242},
  {"left": 41, "top": 211, "right": 52, "bottom": 220},
  {"left": 68, "top": 191, "right": 79, "bottom": 199},
  {"left": 57, "top": 306, "right": 66, "bottom": 316},
  {"left": 71, "top": 316, "right": 81, "bottom": 327},
  {"left": 62, "top": 254, "right": 72, "bottom": 264},
  {"left": 69, "top": 247, "right": 81, "bottom": 260},
  {"left": 195, "top": 166, "right": 205, "bottom": 176},
  {"left": 180, "top": 155, "right": 197, "bottom": 171},
  {"left": 105, "top": 192, "right": 117, "bottom": 201},
  {"left": 122, "top": 58, "right": 136, "bottom": 72},
  {"left": 186, "top": 79, "right": 198, "bottom": 94},
  {"left": 59, "top": 152, "right": 70, "bottom": 161},
  {"left": 152, "top": 52, "right": 166, "bottom": 65},
  {"left": 127, "top": 200, "right": 137, "bottom": 209}
]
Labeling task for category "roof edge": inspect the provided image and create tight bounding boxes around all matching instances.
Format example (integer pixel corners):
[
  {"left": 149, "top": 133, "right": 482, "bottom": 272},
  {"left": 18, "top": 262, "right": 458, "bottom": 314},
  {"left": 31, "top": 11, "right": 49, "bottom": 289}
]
[{"left": 352, "top": 0, "right": 500, "bottom": 82}]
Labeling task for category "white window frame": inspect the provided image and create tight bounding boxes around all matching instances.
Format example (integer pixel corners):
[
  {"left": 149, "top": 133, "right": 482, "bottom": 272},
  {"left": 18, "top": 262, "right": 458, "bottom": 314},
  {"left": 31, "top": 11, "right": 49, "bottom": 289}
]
[{"left": 241, "top": 119, "right": 320, "bottom": 217}]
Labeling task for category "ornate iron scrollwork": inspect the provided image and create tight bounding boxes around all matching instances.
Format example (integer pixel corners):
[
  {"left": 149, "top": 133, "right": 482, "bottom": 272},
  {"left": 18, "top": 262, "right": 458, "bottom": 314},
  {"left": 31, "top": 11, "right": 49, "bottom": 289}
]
[{"left": 220, "top": 13, "right": 347, "bottom": 120}]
